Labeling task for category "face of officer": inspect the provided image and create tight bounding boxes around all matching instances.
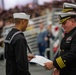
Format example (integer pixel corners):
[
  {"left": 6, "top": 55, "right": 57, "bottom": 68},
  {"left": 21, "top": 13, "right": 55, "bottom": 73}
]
[{"left": 62, "top": 18, "right": 76, "bottom": 33}]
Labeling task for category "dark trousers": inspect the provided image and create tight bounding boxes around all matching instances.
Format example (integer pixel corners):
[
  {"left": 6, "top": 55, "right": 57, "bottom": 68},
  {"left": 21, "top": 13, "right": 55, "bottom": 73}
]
[{"left": 38, "top": 43, "right": 46, "bottom": 56}]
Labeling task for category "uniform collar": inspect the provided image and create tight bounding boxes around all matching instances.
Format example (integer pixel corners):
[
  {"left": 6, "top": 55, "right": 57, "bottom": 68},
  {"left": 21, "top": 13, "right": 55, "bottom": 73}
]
[{"left": 69, "top": 27, "right": 76, "bottom": 34}]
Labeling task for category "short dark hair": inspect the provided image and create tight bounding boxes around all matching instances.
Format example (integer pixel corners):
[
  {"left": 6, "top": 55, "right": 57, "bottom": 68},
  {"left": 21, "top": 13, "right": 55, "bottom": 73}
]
[
  {"left": 14, "top": 18, "right": 21, "bottom": 24},
  {"left": 14, "top": 18, "right": 28, "bottom": 24}
]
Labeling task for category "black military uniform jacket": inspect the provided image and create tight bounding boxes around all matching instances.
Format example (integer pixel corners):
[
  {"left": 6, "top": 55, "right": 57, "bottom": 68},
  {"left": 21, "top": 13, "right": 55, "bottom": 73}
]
[
  {"left": 4, "top": 28, "right": 31, "bottom": 75},
  {"left": 53, "top": 27, "right": 76, "bottom": 75}
]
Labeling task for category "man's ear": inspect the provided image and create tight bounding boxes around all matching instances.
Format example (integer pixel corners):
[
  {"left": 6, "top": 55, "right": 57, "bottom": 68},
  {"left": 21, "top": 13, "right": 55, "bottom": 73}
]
[
  {"left": 69, "top": 19, "right": 75, "bottom": 26},
  {"left": 71, "top": 19, "right": 75, "bottom": 23},
  {"left": 21, "top": 20, "right": 25, "bottom": 25},
  {"left": 22, "top": 19, "right": 25, "bottom": 22}
]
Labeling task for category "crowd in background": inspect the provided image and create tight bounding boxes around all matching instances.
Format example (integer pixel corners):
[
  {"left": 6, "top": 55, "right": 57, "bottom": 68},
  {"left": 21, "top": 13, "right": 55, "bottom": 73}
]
[
  {"left": 0, "top": 0, "right": 73, "bottom": 26},
  {"left": 0, "top": 0, "right": 74, "bottom": 47}
]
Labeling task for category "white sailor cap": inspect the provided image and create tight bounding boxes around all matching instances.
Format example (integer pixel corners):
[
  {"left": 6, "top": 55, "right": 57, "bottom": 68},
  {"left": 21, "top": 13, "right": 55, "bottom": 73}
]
[
  {"left": 57, "top": 12, "right": 76, "bottom": 24},
  {"left": 13, "top": 13, "right": 30, "bottom": 20},
  {"left": 62, "top": 3, "right": 76, "bottom": 12}
]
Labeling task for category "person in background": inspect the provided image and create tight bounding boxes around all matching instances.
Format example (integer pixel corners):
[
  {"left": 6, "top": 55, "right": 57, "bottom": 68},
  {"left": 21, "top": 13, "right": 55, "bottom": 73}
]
[
  {"left": 44, "top": 3, "right": 76, "bottom": 75},
  {"left": 45, "top": 21, "right": 54, "bottom": 48},
  {"left": 37, "top": 22, "right": 47, "bottom": 56},
  {"left": 4, "top": 13, "right": 34, "bottom": 75},
  {"left": 45, "top": 21, "right": 54, "bottom": 59}
]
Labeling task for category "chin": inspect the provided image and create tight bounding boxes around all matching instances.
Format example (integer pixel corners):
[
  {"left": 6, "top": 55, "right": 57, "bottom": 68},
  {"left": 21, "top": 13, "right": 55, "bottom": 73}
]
[{"left": 64, "top": 30, "right": 67, "bottom": 33}]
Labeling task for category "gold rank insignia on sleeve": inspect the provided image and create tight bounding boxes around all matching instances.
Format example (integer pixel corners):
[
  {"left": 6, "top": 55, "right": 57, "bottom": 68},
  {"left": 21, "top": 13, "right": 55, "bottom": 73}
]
[{"left": 56, "top": 56, "right": 66, "bottom": 69}]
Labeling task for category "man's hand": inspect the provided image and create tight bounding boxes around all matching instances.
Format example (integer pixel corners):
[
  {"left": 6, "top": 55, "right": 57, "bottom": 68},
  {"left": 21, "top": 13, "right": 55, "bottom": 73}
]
[
  {"left": 52, "top": 68, "right": 60, "bottom": 75},
  {"left": 44, "top": 61, "right": 54, "bottom": 70},
  {"left": 28, "top": 53, "right": 35, "bottom": 61}
]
